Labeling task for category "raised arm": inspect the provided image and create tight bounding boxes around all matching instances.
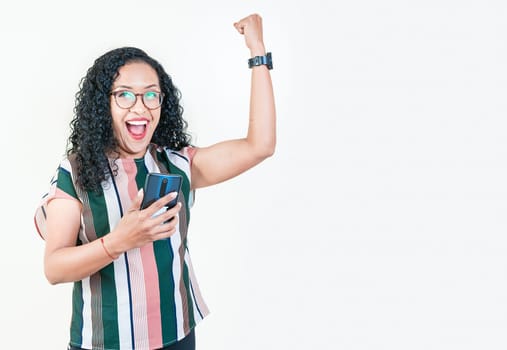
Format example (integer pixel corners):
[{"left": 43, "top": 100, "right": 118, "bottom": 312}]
[{"left": 191, "top": 14, "right": 276, "bottom": 189}]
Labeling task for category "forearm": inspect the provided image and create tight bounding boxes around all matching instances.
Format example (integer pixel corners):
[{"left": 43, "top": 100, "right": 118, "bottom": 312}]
[
  {"left": 247, "top": 57, "right": 276, "bottom": 158},
  {"left": 44, "top": 235, "right": 116, "bottom": 284}
]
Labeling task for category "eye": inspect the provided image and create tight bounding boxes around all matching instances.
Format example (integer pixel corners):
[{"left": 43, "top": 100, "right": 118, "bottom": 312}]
[
  {"left": 117, "top": 91, "right": 136, "bottom": 101},
  {"left": 144, "top": 91, "right": 159, "bottom": 100}
]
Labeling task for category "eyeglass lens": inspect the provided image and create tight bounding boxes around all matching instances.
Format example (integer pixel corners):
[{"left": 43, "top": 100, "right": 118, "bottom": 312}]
[{"left": 114, "top": 91, "right": 162, "bottom": 109}]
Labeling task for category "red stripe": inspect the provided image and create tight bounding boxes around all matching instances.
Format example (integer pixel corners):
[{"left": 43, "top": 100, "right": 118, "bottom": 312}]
[{"left": 140, "top": 245, "right": 163, "bottom": 348}]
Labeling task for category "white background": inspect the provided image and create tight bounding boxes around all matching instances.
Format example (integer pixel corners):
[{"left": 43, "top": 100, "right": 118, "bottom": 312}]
[{"left": 1, "top": 1, "right": 506, "bottom": 349}]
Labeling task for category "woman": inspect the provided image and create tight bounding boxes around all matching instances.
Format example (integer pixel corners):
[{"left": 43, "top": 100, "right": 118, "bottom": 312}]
[{"left": 34, "top": 14, "right": 275, "bottom": 350}]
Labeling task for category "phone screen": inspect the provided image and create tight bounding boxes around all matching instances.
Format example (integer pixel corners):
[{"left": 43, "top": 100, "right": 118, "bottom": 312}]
[{"left": 141, "top": 173, "right": 182, "bottom": 210}]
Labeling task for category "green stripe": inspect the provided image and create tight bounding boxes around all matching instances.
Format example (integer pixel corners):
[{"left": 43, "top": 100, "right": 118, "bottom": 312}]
[
  {"left": 88, "top": 191, "right": 111, "bottom": 237},
  {"left": 162, "top": 155, "right": 191, "bottom": 222},
  {"left": 154, "top": 239, "right": 177, "bottom": 343},
  {"left": 88, "top": 189, "right": 120, "bottom": 348},
  {"left": 100, "top": 263, "right": 119, "bottom": 348},
  {"left": 70, "top": 281, "right": 84, "bottom": 346},
  {"left": 57, "top": 167, "right": 78, "bottom": 199},
  {"left": 135, "top": 159, "right": 148, "bottom": 189}
]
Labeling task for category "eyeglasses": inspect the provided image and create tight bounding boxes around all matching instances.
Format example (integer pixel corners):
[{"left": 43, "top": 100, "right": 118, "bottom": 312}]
[{"left": 111, "top": 90, "right": 164, "bottom": 110}]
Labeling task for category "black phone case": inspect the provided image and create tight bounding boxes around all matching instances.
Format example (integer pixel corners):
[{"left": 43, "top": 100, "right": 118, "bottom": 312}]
[{"left": 141, "top": 173, "right": 182, "bottom": 210}]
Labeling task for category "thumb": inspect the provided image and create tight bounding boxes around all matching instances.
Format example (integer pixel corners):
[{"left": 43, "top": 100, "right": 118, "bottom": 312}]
[
  {"left": 130, "top": 189, "right": 144, "bottom": 211},
  {"left": 233, "top": 22, "right": 244, "bottom": 34}
]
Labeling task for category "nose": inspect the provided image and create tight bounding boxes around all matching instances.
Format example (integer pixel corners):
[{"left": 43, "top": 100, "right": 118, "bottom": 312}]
[{"left": 129, "top": 95, "right": 146, "bottom": 114}]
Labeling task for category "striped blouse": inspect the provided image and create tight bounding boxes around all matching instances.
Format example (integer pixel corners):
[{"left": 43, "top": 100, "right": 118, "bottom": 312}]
[{"left": 34, "top": 144, "right": 209, "bottom": 350}]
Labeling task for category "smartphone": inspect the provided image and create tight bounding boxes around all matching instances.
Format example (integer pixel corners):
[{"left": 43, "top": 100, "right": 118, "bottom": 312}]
[{"left": 141, "top": 173, "right": 182, "bottom": 210}]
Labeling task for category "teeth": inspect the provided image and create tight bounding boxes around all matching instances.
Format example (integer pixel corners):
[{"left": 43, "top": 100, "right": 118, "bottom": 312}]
[{"left": 127, "top": 120, "right": 147, "bottom": 126}]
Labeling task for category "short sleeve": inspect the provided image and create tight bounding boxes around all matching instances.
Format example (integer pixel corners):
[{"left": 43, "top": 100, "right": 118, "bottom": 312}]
[
  {"left": 34, "top": 159, "right": 81, "bottom": 240},
  {"left": 161, "top": 145, "right": 196, "bottom": 208}
]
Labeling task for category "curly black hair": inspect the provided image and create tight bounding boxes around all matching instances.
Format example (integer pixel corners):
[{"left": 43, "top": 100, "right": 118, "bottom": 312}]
[{"left": 67, "top": 47, "right": 191, "bottom": 193}]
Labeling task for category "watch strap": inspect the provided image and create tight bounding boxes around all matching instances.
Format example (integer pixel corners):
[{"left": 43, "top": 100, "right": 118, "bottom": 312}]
[{"left": 248, "top": 52, "right": 273, "bottom": 70}]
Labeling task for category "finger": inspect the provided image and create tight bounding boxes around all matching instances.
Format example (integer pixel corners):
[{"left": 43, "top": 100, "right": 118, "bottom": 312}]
[
  {"left": 152, "top": 202, "right": 182, "bottom": 226},
  {"left": 154, "top": 225, "right": 177, "bottom": 240},
  {"left": 155, "top": 218, "right": 179, "bottom": 238},
  {"left": 149, "top": 214, "right": 179, "bottom": 240},
  {"left": 145, "top": 191, "right": 178, "bottom": 216},
  {"left": 129, "top": 189, "right": 144, "bottom": 211}
]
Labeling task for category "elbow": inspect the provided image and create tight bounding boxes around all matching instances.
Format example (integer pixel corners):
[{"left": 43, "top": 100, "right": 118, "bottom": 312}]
[
  {"left": 263, "top": 146, "right": 275, "bottom": 159},
  {"left": 44, "top": 261, "right": 64, "bottom": 285},
  {"left": 264, "top": 138, "right": 276, "bottom": 157},
  {"left": 254, "top": 146, "right": 275, "bottom": 162},
  {"left": 45, "top": 269, "right": 60, "bottom": 285},
  {"left": 256, "top": 139, "right": 276, "bottom": 160},
  {"left": 47, "top": 278, "right": 60, "bottom": 286},
  {"left": 45, "top": 273, "right": 60, "bottom": 286}
]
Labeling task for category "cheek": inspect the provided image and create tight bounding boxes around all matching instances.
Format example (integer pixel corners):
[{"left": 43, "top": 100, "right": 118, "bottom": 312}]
[
  {"left": 110, "top": 99, "right": 123, "bottom": 119},
  {"left": 110, "top": 113, "right": 126, "bottom": 135}
]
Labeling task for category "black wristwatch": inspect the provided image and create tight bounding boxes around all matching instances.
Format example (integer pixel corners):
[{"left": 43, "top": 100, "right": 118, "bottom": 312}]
[{"left": 248, "top": 52, "right": 273, "bottom": 70}]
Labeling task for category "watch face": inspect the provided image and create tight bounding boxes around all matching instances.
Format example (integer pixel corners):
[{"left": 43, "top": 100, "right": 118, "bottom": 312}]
[{"left": 266, "top": 52, "right": 273, "bottom": 69}]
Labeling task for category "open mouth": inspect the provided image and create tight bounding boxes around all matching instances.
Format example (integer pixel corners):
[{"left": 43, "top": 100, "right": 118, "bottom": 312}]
[{"left": 126, "top": 119, "right": 148, "bottom": 140}]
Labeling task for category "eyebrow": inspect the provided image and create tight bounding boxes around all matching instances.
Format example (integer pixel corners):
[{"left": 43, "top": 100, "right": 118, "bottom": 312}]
[{"left": 113, "top": 84, "right": 159, "bottom": 90}]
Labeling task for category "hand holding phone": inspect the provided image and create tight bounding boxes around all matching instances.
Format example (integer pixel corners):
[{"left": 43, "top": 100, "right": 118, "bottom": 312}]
[
  {"left": 111, "top": 174, "right": 182, "bottom": 248},
  {"left": 141, "top": 173, "right": 182, "bottom": 211}
]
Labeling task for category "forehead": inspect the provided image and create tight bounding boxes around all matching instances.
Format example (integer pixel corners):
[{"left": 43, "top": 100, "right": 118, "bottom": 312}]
[{"left": 113, "top": 62, "right": 159, "bottom": 87}]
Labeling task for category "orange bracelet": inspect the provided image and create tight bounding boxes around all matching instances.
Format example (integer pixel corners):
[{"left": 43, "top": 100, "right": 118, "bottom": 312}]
[{"left": 100, "top": 237, "right": 116, "bottom": 260}]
